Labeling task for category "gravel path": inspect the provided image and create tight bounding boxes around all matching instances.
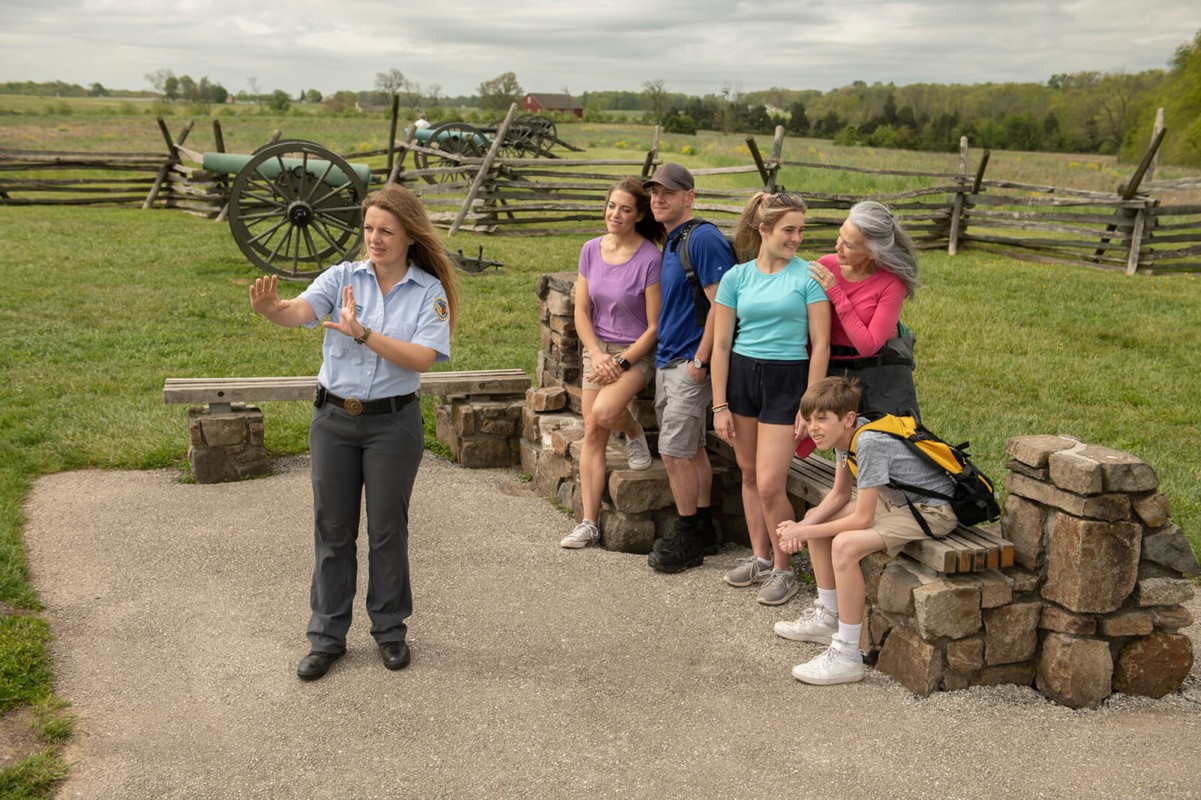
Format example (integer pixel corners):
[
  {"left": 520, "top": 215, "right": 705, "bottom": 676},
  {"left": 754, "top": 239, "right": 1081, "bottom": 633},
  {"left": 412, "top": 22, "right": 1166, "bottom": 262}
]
[{"left": 24, "top": 455, "right": 1201, "bottom": 799}]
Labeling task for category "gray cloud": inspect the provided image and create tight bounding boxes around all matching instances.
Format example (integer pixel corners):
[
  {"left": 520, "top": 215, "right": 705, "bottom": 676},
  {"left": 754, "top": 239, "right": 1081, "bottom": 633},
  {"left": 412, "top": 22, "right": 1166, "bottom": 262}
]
[{"left": 0, "top": 0, "right": 1196, "bottom": 97}]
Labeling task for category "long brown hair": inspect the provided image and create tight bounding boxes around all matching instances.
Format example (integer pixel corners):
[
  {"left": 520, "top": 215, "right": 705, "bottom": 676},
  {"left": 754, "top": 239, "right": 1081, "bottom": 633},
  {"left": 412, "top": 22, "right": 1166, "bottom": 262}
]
[
  {"left": 608, "top": 176, "right": 666, "bottom": 245},
  {"left": 361, "top": 184, "right": 461, "bottom": 333},
  {"left": 732, "top": 191, "right": 808, "bottom": 262}
]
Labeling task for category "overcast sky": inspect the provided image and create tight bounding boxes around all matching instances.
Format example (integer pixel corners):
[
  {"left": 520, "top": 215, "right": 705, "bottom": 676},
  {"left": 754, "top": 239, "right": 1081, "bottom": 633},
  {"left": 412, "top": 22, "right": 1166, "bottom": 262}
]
[{"left": 1, "top": 1, "right": 1198, "bottom": 98}]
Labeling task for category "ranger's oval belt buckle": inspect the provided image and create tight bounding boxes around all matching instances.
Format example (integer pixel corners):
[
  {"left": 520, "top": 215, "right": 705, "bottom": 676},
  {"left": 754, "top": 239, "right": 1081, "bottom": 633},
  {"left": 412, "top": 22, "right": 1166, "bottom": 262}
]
[{"left": 344, "top": 397, "right": 364, "bottom": 416}]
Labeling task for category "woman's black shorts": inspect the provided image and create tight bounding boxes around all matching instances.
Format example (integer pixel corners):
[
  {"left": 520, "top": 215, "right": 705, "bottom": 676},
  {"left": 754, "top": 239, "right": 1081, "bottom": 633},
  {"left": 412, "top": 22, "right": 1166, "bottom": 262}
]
[{"left": 727, "top": 351, "right": 809, "bottom": 425}]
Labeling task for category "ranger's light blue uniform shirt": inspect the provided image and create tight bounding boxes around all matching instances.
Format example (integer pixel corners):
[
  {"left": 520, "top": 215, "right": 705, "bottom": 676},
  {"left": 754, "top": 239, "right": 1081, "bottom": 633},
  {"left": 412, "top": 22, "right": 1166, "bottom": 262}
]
[{"left": 299, "top": 260, "right": 451, "bottom": 399}]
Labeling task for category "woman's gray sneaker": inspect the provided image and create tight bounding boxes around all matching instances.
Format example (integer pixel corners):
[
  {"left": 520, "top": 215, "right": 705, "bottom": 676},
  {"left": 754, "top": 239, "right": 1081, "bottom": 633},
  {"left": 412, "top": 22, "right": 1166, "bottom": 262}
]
[{"left": 756, "top": 569, "right": 799, "bottom": 605}]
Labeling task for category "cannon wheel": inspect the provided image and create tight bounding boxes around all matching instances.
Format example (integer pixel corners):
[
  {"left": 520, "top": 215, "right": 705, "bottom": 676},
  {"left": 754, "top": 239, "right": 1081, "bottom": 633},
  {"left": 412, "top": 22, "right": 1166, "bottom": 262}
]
[
  {"left": 414, "top": 122, "right": 485, "bottom": 185},
  {"left": 227, "top": 140, "right": 367, "bottom": 281},
  {"left": 516, "top": 114, "right": 557, "bottom": 157}
]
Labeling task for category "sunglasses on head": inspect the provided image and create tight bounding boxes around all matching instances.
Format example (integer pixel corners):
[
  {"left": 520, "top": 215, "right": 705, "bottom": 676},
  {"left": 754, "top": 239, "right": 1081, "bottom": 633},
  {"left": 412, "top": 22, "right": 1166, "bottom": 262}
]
[{"left": 767, "top": 192, "right": 804, "bottom": 209}]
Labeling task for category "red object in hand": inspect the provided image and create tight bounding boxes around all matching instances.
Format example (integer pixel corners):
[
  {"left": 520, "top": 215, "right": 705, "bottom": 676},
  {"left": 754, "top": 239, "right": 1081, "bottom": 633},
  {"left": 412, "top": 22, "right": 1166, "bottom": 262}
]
[{"left": 795, "top": 436, "right": 816, "bottom": 459}]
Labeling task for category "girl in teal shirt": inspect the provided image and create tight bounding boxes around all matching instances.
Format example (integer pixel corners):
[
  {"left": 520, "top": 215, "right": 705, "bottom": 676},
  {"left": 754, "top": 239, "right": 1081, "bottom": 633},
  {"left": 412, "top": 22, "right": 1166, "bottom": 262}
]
[{"left": 710, "top": 192, "right": 831, "bottom": 606}]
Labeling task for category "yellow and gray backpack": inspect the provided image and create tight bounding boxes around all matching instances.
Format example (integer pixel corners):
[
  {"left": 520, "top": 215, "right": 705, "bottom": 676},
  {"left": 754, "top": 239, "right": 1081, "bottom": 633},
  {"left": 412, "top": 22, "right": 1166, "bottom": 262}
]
[{"left": 846, "top": 415, "right": 1001, "bottom": 534}]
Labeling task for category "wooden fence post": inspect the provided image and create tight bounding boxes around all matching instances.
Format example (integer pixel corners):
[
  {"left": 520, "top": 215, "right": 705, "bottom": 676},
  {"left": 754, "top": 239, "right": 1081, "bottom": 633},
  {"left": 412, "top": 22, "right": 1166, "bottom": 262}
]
[
  {"left": 745, "top": 136, "right": 770, "bottom": 188},
  {"left": 948, "top": 139, "right": 987, "bottom": 256},
  {"left": 448, "top": 103, "right": 518, "bottom": 236},
  {"left": 1146, "top": 107, "right": 1164, "bottom": 184},
  {"left": 386, "top": 94, "right": 400, "bottom": 179},
  {"left": 767, "top": 125, "right": 785, "bottom": 194},
  {"left": 387, "top": 125, "right": 417, "bottom": 185},
  {"left": 1096, "top": 127, "right": 1165, "bottom": 263},
  {"left": 143, "top": 117, "right": 193, "bottom": 210}
]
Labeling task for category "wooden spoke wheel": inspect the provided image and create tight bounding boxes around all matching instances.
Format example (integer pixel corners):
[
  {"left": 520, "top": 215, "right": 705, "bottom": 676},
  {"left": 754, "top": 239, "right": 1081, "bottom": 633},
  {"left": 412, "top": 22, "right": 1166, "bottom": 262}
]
[
  {"left": 516, "top": 115, "right": 558, "bottom": 157},
  {"left": 227, "top": 140, "right": 367, "bottom": 280},
  {"left": 414, "top": 122, "right": 486, "bottom": 184}
]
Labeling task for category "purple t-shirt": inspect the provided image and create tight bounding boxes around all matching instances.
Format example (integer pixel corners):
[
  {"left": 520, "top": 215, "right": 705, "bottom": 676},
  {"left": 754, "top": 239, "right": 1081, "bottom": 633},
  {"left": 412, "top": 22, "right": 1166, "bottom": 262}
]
[{"left": 578, "top": 236, "right": 662, "bottom": 344}]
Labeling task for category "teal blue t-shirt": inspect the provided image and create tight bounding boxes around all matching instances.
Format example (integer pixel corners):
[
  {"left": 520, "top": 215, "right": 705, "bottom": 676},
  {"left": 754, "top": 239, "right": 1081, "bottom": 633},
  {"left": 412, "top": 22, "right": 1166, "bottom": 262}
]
[{"left": 715, "top": 257, "right": 828, "bottom": 360}]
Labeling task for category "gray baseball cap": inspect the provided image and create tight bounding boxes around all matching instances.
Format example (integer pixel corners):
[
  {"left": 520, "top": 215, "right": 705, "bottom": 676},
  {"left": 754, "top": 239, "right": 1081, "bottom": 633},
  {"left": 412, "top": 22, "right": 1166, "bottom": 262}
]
[{"left": 643, "top": 163, "right": 694, "bottom": 191}]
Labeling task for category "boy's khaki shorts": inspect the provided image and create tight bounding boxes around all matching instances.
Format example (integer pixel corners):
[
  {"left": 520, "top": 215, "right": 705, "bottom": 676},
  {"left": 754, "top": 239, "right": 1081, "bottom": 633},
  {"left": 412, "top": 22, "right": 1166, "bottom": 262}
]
[{"left": 872, "top": 495, "right": 958, "bottom": 557}]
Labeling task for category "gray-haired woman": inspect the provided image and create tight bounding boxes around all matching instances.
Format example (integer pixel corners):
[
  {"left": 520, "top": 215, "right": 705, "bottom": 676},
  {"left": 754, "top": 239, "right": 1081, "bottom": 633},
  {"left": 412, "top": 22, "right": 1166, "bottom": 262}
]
[{"left": 807, "top": 200, "right": 920, "bottom": 420}]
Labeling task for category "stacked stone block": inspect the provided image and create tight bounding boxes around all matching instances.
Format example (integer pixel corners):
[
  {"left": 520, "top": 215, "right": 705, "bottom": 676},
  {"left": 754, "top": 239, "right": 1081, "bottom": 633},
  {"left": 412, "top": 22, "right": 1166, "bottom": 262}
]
[{"left": 865, "top": 434, "right": 1196, "bottom": 708}]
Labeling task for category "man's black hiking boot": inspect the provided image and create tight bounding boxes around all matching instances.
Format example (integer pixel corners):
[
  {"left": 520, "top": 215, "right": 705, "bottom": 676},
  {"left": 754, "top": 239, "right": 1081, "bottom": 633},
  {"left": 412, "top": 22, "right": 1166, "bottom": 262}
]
[
  {"left": 652, "top": 512, "right": 718, "bottom": 557},
  {"left": 696, "top": 513, "right": 719, "bottom": 556},
  {"left": 648, "top": 519, "right": 704, "bottom": 573}
]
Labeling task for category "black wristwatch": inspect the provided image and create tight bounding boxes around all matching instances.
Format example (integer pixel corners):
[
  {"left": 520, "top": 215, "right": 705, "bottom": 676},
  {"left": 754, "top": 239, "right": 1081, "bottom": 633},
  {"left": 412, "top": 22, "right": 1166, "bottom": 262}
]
[
  {"left": 692, "top": 357, "right": 707, "bottom": 369},
  {"left": 614, "top": 356, "right": 632, "bottom": 371}
]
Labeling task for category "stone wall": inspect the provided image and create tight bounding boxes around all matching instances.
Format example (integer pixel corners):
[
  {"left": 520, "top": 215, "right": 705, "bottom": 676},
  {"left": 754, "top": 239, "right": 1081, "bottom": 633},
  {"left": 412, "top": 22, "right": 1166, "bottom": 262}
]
[
  {"left": 865, "top": 436, "right": 1197, "bottom": 707},
  {"left": 519, "top": 271, "right": 1196, "bottom": 707}
]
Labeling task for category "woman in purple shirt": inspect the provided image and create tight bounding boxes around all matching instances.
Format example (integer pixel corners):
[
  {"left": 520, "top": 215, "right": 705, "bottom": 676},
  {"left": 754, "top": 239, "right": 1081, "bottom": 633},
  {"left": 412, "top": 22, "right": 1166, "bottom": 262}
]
[{"left": 561, "top": 177, "right": 666, "bottom": 549}]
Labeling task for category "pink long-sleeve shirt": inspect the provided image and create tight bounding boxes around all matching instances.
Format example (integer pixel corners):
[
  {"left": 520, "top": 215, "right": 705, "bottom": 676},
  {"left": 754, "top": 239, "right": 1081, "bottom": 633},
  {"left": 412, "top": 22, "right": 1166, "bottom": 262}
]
[{"left": 816, "top": 253, "right": 907, "bottom": 357}]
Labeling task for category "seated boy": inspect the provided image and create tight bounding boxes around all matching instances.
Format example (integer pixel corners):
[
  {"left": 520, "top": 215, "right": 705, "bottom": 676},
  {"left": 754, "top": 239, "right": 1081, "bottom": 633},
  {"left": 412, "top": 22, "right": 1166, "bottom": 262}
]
[{"left": 775, "top": 376, "right": 958, "bottom": 685}]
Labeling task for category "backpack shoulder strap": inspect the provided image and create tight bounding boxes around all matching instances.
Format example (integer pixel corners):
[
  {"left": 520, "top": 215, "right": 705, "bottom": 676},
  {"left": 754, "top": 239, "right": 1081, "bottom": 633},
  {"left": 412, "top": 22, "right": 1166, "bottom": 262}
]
[{"left": 670, "top": 218, "right": 717, "bottom": 327}]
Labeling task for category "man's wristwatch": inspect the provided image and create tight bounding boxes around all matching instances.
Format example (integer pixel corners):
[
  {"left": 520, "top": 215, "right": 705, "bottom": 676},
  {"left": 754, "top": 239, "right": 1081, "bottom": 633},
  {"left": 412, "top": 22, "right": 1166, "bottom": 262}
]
[
  {"left": 614, "top": 356, "right": 631, "bottom": 371},
  {"left": 354, "top": 326, "right": 372, "bottom": 345},
  {"left": 692, "top": 357, "right": 707, "bottom": 369}
]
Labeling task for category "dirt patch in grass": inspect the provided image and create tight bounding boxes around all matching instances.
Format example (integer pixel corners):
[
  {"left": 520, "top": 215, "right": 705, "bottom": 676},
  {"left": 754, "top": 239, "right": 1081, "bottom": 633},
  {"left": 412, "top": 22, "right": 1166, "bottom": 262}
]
[{"left": 0, "top": 706, "right": 44, "bottom": 770}]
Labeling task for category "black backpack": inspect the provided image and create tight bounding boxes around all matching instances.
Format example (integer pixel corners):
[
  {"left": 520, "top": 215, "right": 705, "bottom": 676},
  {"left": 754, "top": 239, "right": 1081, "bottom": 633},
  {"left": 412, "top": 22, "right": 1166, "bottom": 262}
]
[
  {"left": 667, "top": 218, "right": 735, "bottom": 326},
  {"left": 846, "top": 414, "right": 1002, "bottom": 535}
]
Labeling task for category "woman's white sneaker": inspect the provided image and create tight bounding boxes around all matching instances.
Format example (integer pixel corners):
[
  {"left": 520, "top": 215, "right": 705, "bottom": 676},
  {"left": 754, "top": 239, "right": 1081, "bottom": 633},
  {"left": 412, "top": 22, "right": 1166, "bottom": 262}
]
[
  {"left": 625, "top": 430, "right": 653, "bottom": 470},
  {"left": 560, "top": 520, "right": 599, "bottom": 549}
]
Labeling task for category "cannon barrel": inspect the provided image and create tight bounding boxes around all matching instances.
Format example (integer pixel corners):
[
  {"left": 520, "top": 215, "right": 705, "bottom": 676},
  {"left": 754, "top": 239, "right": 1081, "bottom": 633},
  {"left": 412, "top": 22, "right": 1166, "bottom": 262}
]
[{"left": 203, "top": 151, "right": 372, "bottom": 188}]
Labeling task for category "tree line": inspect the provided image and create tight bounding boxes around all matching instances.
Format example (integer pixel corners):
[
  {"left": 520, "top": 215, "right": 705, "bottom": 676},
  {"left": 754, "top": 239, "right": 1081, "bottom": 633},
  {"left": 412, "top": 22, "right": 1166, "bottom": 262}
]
[{"left": 6, "top": 30, "right": 1198, "bottom": 167}]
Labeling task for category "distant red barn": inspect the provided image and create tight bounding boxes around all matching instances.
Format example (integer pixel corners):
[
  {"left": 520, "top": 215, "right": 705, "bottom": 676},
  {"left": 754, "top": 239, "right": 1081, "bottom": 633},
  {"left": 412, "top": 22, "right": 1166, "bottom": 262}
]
[{"left": 521, "top": 93, "right": 583, "bottom": 119}]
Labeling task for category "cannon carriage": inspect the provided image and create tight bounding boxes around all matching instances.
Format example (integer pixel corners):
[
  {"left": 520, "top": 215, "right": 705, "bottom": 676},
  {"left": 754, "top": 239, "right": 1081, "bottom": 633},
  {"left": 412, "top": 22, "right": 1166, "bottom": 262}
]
[{"left": 409, "top": 114, "right": 581, "bottom": 184}]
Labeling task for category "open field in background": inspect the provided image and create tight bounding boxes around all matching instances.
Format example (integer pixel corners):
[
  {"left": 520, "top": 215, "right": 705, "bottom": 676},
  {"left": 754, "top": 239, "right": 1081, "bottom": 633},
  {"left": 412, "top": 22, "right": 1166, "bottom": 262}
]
[
  {"left": 3, "top": 104, "right": 1200, "bottom": 197},
  {"left": 3, "top": 112, "right": 1201, "bottom": 792}
]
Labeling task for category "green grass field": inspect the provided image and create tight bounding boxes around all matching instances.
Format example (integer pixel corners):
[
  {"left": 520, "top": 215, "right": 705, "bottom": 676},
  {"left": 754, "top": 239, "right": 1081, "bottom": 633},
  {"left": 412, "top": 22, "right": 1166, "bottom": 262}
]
[{"left": 2, "top": 109, "right": 1201, "bottom": 794}]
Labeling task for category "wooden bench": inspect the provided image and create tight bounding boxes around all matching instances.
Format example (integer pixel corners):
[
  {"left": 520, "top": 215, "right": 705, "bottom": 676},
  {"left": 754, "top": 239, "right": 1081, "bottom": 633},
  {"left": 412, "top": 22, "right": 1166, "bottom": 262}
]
[
  {"left": 786, "top": 454, "right": 1014, "bottom": 575},
  {"left": 163, "top": 369, "right": 532, "bottom": 482},
  {"left": 163, "top": 369, "right": 532, "bottom": 411}
]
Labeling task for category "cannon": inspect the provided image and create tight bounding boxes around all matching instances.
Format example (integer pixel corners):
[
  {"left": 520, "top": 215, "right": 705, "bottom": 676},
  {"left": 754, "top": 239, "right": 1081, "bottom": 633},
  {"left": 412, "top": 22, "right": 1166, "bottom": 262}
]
[
  {"left": 407, "top": 115, "right": 582, "bottom": 184},
  {"left": 202, "top": 139, "right": 501, "bottom": 280}
]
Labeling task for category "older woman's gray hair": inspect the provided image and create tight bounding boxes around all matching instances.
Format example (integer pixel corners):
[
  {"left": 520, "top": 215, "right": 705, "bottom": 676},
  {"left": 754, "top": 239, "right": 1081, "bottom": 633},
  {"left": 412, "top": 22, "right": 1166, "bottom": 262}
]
[{"left": 846, "top": 201, "right": 919, "bottom": 299}]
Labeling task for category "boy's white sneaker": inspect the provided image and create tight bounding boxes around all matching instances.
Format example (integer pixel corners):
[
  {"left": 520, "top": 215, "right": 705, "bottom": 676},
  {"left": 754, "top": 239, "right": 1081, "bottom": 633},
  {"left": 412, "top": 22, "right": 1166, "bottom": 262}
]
[
  {"left": 774, "top": 600, "right": 838, "bottom": 644},
  {"left": 792, "top": 640, "right": 864, "bottom": 685}
]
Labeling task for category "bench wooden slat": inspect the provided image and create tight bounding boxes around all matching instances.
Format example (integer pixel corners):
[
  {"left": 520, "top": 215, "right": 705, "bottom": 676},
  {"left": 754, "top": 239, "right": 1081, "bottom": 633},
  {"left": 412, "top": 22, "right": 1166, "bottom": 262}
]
[
  {"left": 901, "top": 536, "right": 960, "bottom": 573},
  {"left": 163, "top": 369, "right": 531, "bottom": 405},
  {"left": 972, "top": 526, "right": 1016, "bottom": 568}
]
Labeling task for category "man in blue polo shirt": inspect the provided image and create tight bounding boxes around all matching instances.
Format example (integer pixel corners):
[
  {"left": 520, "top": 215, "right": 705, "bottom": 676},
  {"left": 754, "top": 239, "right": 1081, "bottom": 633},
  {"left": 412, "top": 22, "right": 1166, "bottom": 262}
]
[{"left": 644, "top": 163, "right": 736, "bottom": 573}]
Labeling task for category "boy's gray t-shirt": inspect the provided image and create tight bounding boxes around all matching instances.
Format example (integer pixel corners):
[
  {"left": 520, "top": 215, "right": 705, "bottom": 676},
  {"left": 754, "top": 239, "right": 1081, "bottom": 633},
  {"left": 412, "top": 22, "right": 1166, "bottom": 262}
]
[{"left": 835, "top": 418, "right": 955, "bottom": 507}]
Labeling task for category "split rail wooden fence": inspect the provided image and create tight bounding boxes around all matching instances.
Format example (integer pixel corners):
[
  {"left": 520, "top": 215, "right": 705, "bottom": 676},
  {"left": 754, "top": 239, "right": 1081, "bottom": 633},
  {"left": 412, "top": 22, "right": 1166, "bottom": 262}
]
[{"left": 2, "top": 118, "right": 1199, "bottom": 274}]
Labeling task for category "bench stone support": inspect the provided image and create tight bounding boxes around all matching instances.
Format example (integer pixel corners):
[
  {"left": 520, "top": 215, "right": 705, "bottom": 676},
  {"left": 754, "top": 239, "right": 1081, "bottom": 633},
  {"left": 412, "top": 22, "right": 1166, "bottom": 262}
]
[{"left": 187, "top": 405, "right": 271, "bottom": 484}]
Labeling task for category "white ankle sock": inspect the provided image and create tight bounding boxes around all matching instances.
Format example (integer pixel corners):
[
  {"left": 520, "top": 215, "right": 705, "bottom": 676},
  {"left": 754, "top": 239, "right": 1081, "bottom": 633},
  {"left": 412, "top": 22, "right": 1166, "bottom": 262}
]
[
  {"left": 817, "top": 588, "right": 839, "bottom": 617},
  {"left": 837, "top": 624, "right": 863, "bottom": 661}
]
